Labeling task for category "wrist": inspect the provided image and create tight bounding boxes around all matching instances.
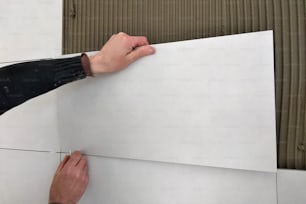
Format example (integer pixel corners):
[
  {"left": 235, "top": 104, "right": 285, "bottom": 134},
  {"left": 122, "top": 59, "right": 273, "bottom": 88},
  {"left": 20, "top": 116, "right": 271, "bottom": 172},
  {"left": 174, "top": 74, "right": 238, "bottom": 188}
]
[
  {"left": 81, "top": 53, "right": 93, "bottom": 77},
  {"left": 89, "top": 54, "right": 110, "bottom": 75}
]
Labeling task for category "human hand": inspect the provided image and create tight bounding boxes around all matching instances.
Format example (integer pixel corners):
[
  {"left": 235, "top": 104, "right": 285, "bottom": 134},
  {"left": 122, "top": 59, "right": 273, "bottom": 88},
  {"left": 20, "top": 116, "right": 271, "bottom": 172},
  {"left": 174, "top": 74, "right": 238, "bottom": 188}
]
[
  {"left": 89, "top": 32, "right": 155, "bottom": 75},
  {"left": 49, "top": 151, "right": 89, "bottom": 204}
]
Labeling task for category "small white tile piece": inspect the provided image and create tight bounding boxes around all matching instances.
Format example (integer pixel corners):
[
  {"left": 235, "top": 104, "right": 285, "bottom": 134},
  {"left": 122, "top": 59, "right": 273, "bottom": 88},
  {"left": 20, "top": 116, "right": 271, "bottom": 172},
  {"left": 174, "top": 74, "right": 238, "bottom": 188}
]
[
  {"left": 0, "top": 149, "right": 59, "bottom": 204},
  {"left": 0, "top": 89, "right": 60, "bottom": 152},
  {"left": 79, "top": 156, "right": 277, "bottom": 204},
  {"left": 277, "top": 169, "right": 306, "bottom": 204},
  {"left": 58, "top": 31, "right": 277, "bottom": 172},
  {"left": 0, "top": 0, "right": 62, "bottom": 63}
]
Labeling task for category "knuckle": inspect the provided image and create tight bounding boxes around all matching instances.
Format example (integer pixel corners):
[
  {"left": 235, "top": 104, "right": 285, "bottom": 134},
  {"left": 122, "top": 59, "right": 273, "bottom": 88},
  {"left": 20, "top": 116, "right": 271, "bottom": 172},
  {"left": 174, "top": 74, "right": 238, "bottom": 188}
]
[
  {"left": 72, "top": 172, "right": 81, "bottom": 180},
  {"left": 62, "top": 171, "right": 70, "bottom": 177},
  {"left": 118, "top": 32, "right": 126, "bottom": 36},
  {"left": 76, "top": 174, "right": 82, "bottom": 179},
  {"left": 71, "top": 151, "right": 81, "bottom": 158},
  {"left": 121, "top": 35, "right": 129, "bottom": 43},
  {"left": 117, "top": 33, "right": 129, "bottom": 42}
]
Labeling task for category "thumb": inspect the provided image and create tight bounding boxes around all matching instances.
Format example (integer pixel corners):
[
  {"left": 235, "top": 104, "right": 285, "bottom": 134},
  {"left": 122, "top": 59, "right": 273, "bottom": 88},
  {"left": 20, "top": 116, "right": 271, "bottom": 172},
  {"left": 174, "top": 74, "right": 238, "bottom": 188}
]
[
  {"left": 55, "top": 155, "right": 70, "bottom": 173},
  {"left": 128, "top": 45, "right": 155, "bottom": 63}
]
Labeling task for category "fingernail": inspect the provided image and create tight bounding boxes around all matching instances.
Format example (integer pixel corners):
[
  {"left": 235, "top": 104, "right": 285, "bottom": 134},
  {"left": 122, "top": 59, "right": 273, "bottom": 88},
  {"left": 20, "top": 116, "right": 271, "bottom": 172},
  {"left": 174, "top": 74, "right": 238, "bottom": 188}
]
[{"left": 149, "top": 47, "right": 155, "bottom": 54}]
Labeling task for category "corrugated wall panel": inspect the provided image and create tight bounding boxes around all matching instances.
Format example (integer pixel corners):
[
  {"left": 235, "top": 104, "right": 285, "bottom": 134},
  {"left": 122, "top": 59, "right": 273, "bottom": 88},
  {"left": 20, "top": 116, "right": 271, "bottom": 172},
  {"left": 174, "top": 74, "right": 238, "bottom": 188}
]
[{"left": 63, "top": 0, "right": 306, "bottom": 170}]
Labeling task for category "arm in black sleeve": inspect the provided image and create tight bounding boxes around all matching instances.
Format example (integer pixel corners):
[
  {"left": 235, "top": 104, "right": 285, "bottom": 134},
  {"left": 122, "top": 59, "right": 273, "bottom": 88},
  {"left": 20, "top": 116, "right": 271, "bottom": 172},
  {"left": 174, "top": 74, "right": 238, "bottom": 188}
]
[{"left": 0, "top": 56, "right": 87, "bottom": 115}]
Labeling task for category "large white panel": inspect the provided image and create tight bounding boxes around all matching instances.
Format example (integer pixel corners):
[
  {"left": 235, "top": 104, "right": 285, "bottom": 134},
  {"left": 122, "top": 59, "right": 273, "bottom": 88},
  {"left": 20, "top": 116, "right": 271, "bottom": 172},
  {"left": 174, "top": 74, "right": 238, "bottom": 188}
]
[
  {"left": 0, "top": 89, "right": 60, "bottom": 152},
  {"left": 58, "top": 31, "right": 276, "bottom": 172},
  {"left": 277, "top": 169, "right": 306, "bottom": 204},
  {"left": 80, "top": 155, "right": 277, "bottom": 204},
  {"left": 0, "top": 149, "right": 59, "bottom": 204},
  {"left": 0, "top": 0, "right": 62, "bottom": 63}
]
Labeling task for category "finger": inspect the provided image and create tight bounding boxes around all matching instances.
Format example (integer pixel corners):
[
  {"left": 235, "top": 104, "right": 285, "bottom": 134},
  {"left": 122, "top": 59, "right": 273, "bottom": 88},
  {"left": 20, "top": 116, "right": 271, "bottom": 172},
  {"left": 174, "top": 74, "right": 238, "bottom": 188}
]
[
  {"left": 82, "top": 162, "right": 88, "bottom": 172},
  {"left": 128, "top": 45, "right": 155, "bottom": 63},
  {"left": 56, "top": 155, "right": 70, "bottom": 173},
  {"left": 83, "top": 165, "right": 89, "bottom": 178},
  {"left": 65, "top": 151, "right": 82, "bottom": 167},
  {"left": 129, "top": 36, "right": 149, "bottom": 49},
  {"left": 81, "top": 166, "right": 89, "bottom": 187},
  {"left": 76, "top": 156, "right": 88, "bottom": 169}
]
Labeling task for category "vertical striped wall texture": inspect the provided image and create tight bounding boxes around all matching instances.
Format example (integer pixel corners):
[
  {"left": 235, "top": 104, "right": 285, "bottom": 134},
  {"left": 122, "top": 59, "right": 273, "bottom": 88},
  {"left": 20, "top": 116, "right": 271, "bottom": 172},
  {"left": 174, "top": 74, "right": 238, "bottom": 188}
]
[{"left": 63, "top": 0, "right": 306, "bottom": 170}]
